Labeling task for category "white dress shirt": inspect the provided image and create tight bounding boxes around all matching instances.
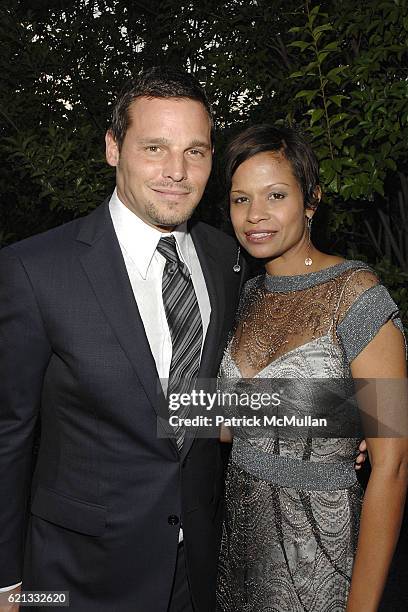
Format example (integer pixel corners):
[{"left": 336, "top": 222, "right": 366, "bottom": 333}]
[
  {"left": 109, "top": 189, "right": 211, "bottom": 387},
  {"left": 0, "top": 191, "right": 211, "bottom": 590}
]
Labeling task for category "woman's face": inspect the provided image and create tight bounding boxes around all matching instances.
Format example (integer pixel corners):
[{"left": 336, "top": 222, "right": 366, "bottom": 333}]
[{"left": 229, "top": 151, "right": 312, "bottom": 269}]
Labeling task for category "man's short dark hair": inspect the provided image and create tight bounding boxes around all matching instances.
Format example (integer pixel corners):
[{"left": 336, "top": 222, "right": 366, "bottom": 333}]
[
  {"left": 224, "top": 124, "right": 320, "bottom": 209},
  {"left": 110, "top": 66, "right": 214, "bottom": 149}
]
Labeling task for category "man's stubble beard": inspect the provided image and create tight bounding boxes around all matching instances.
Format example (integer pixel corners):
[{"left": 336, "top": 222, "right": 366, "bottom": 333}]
[{"left": 145, "top": 198, "right": 199, "bottom": 228}]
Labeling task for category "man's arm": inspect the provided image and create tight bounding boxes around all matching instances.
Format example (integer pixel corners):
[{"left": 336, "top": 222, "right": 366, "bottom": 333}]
[{"left": 0, "top": 248, "right": 51, "bottom": 586}]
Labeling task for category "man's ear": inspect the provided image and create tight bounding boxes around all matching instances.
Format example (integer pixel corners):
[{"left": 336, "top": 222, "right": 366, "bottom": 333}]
[{"left": 105, "top": 130, "right": 120, "bottom": 167}]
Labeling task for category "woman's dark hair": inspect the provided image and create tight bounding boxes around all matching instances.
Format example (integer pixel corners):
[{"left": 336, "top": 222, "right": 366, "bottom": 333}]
[
  {"left": 110, "top": 66, "right": 214, "bottom": 149},
  {"left": 224, "top": 124, "right": 320, "bottom": 209}
]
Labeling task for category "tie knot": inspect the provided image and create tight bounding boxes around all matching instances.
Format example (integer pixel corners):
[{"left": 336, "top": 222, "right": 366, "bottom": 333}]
[{"left": 157, "top": 235, "right": 180, "bottom": 266}]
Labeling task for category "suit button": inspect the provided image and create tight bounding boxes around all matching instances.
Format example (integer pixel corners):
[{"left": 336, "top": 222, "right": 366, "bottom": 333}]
[{"left": 168, "top": 515, "right": 179, "bottom": 526}]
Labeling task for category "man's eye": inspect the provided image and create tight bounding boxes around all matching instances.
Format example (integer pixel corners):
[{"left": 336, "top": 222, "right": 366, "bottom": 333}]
[
  {"left": 189, "top": 149, "right": 204, "bottom": 156},
  {"left": 146, "top": 146, "right": 160, "bottom": 152}
]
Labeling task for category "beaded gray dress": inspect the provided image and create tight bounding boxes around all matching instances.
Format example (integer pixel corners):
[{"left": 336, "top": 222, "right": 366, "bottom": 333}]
[{"left": 216, "top": 261, "right": 404, "bottom": 612}]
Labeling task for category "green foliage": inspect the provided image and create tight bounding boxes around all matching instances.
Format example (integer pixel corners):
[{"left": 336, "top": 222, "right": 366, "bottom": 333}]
[
  {"left": 287, "top": 1, "right": 408, "bottom": 204},
  {"left": 5, "top": 125, "right": 113, "bottom": 213},
  {"left": 0, "top": 0, "right": 407, "bottom": 307}
]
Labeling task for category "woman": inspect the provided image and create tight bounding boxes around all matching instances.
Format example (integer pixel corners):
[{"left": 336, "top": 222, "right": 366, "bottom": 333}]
[{"left": 216, "top": 124, "right": 408, "bottom": 611}]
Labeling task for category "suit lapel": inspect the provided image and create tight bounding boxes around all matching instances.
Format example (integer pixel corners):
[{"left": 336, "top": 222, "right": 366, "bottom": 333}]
[
  {"left": 190, "top": 222, "right": 226, "bottom": 378},
  {"left": 180, "top": 222, "right": 227, "bottom": 460},
  {"left": 76, "top": 202, "right": 178, "bottom": 456}
]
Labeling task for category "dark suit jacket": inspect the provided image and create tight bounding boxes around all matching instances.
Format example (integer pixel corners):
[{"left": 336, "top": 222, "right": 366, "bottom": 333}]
[{"left": 0, "top": 201, "right": 245, "bottom": 611}]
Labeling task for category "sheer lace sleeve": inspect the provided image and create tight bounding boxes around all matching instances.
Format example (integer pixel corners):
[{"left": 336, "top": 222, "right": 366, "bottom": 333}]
[{"left": 335, "top": 268, "right": 405, "bottom": 363}]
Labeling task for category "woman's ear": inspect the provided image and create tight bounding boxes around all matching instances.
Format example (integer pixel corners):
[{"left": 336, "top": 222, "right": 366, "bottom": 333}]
[{"left": 308, "top": 185, "right": 322, "bottom": 211}]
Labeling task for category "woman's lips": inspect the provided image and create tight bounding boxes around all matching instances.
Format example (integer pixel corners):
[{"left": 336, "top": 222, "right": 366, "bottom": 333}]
[{"left": 244, "top": 230, "right": 278, "bottom": 243}]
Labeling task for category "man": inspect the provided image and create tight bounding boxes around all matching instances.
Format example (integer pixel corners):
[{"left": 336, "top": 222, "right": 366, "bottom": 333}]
[{"left": 0, "top": 67, "right": 246, "bottom": 611}]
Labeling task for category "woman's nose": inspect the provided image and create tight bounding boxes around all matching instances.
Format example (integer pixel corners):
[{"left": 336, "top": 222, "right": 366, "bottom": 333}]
[{"left": 246, "top": 197, "right": 270, "bottom": 223}]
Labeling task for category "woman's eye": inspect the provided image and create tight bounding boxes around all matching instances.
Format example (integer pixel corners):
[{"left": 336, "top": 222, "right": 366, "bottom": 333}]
[
  {"left": 269, "top": 192, "right": 285, "bottom": 200},
  {"left": 231, "top": 196, "right": 249, "bottom": 204}
]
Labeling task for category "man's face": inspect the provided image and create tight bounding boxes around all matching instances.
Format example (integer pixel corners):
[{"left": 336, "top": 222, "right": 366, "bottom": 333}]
[{"left": 106, "top": 96, "right": 213, "bottom": 231}]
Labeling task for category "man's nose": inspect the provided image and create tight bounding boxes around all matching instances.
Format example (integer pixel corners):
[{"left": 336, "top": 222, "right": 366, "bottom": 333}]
[{"left": 162, "top": 153, "right": 187, "bottom": 182}]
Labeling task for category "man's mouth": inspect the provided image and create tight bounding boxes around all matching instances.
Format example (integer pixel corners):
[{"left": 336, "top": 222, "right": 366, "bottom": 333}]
[{"left": 150, "top": 187, "right": 191, "bottom": 200}]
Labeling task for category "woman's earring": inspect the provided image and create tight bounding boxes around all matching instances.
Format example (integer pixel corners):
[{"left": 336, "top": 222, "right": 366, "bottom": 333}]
[
  {"left": 233, "top": 245, "right": 241, "bottom": 273},
  {"left": 304, "top": 216, "right": 313, "bottom": 267}
]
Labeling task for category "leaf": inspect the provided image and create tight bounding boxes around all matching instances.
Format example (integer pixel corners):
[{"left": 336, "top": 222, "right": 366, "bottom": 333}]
[
  {"left": 307, "top": 108, "right": 325, "bottom": 126},
  {"left": 308, "top": 5, "right": 321, "bottom": 27},
  {"left": 372, "top": 178, "right": 385, "bottom": 196},
  {"left": 317, "top": 51, "right": 330, "bottom": 63},
  {"left": 328, "top": 94, "right": 348, "bottom": 108},
  {"left": 329, "top": 113, "right": 348, "bottom": 127},
  {"left": 287, "top": 41, "right": 312, "bottom": 51},
  {"left": 385, "top": 158, "right": 397, "bottom": 171},
  {"left": 289, "top": 70, "right": 305, "bottom": 78},
  {"left": 381, "top": 142, "right": 391, "bottom": 157},
  {"left": 294, "top": 89, "right": 319, "bottom": 104},
  {"left": 326, "top": 66, "right": 346, "bottom": 85},
  {"left": 309, "top": 124, "right": 326, "bottom": 137},
  {"left": 303, "top": 60, "right": 318, "bottom": 73},
  {"left": 312, "top": 24, "right": 333, "bottom": 35},
  {"left": 321, "top": 41, "right": 339, "bottom": 52},
  {"left": 320, "top": 159, "right": 336, "bottom": 183},
  {"left": 327, "top": 175, "right": 339, "bottom": 194}
]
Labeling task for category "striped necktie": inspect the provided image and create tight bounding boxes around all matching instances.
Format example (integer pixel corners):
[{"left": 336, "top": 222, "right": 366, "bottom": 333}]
[{"left": 156, "top": 235, "right": 203, "bottom": 450}]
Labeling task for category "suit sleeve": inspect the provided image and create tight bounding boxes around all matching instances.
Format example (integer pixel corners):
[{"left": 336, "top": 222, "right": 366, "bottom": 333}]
[{"left": 0, "top": 247, "right": 52, "bottom": 585}]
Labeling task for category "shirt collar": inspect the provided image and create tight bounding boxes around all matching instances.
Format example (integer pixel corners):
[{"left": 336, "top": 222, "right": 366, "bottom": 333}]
[{"left": 109, "top": 189, "right": 192, "bottom": 279}]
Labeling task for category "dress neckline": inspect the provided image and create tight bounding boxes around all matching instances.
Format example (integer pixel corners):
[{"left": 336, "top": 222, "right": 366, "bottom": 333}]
[{"left": 264, "top": 260, "right": 369, "bottom": 293}]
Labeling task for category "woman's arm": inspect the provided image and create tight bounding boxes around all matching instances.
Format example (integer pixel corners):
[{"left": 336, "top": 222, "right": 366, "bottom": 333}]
[
  {"left": 220, "top": 424, "right": 232, "bottom": 443},
  {"left": 346, "top": 320, "right": 408, "bottom": 612}
]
